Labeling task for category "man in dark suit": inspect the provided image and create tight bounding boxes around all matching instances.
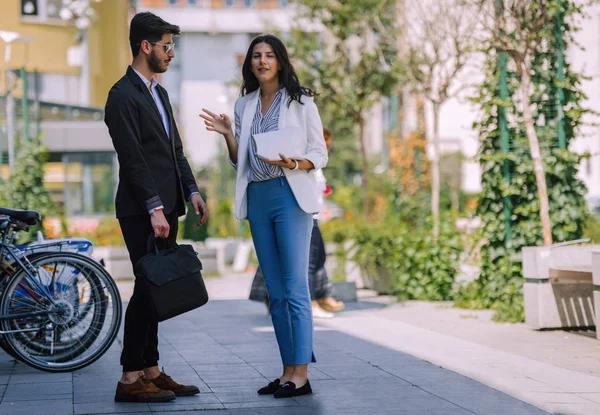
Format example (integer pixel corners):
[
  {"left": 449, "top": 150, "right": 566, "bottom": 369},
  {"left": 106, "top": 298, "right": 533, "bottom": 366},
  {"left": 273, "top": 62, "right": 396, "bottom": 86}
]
[{"left": 105, "top": 12, "right": 208, "bottom": 403}]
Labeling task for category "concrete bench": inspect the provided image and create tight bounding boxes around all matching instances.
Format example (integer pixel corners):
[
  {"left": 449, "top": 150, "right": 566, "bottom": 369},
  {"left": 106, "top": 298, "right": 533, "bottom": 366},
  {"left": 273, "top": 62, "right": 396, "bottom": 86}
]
[
  {"left": 93, "top": 243, "right": 224, "bottom": 281},
  {"left": 523, "top": 243, "right": 596, "bottom": 330},
  {"left": 590, "top": 251, "right": 600, "bottom": 340},
  {"left": 548, "top": 268, "right": 593, "bottom": 282}
]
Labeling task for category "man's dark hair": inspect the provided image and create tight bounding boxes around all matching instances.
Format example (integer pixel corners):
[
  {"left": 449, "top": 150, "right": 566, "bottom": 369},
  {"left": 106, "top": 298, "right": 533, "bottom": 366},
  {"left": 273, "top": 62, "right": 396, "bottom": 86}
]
[{"left": 129, "top": 12, "right": 180, "bottom": 57}]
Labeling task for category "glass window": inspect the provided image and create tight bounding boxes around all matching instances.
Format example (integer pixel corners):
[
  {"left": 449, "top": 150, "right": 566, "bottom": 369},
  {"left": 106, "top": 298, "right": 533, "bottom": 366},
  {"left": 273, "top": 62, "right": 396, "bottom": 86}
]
[
  {"left": 168, "top": 0, "right": 178, "bottom": 6},
  {"left": 21, "top": 0, "right": 39, "bottom": 16},
  {"left": 46, "top": 152, "right": 116, "bottom": 216}
]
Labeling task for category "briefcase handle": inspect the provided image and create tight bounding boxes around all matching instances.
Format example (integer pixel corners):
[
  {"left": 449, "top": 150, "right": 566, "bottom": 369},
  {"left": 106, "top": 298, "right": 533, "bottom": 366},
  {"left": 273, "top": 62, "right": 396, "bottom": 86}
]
[{"left": 146, "top": 232, "right": 174, "bottom": 255}]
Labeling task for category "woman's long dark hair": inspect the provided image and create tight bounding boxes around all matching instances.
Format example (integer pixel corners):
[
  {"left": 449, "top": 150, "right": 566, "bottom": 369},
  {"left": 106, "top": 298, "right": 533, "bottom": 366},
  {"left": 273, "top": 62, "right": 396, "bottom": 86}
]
[{"left": 241, "top": 34, "right": 314, "bottom": 106}]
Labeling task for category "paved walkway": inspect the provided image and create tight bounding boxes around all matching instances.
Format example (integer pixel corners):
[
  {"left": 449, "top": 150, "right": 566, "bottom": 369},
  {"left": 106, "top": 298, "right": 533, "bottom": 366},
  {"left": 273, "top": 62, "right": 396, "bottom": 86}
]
[
  {"left": 319, "top": 301, "right": 600, "bottom": 415},
  {"left": 0, "top": 273, "right": 550, "bottom": 415}
]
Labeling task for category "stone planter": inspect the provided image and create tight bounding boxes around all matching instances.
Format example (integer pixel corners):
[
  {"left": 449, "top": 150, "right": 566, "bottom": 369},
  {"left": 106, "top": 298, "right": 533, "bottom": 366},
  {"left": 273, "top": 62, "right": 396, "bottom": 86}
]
[
  {"left": 331, "top": 281, "right": 357, "bottom": 302},
  {"left": 325, "top": 241, "right": 366, "bottom": 289},
  {"left": 93, "top": 246, "right": 133, "bottom": 281},
  {"left": 362, "top": 266, "right": 393, "bottom": 295},
  {"left": 93, "top": 243, "right": 225, "bottom": 281}
]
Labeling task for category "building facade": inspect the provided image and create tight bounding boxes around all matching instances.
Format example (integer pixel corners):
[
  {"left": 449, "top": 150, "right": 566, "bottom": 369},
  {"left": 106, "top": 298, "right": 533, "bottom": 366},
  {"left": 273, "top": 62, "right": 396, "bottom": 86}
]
[
  {"left": 136, "top": 0, "right": 294, "bottom": 168},
  {"left": 0, "top": 0, "right": 130, "bottom": 216}
]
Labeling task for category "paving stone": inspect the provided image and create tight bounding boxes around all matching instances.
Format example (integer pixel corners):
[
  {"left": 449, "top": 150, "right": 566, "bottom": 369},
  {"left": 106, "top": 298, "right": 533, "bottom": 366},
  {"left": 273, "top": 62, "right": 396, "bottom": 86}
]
[
  {"left": 0, "top": 298, "right": 554, "bottom": 414},
  {"left": 73, "top": 402, "right": 151, "bottom": 414},
  {"left": 148, "top": 402, "right": 225, "bottom": 411},
  {"left": 3, "top": 381, "right": 72, "bottom": 401},
  {"left": 0, "top": 399, "right": 74, "bottom": 415}
]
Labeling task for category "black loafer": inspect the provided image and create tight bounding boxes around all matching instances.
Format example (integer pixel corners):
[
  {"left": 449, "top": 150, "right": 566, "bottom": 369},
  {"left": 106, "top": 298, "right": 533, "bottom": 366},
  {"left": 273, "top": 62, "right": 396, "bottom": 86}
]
[
  {"left": 273, "top": 380, "right": 312, "bottom": 398},
  {"left": 257, "top": 379, "right": 281, "bottom": 395}
]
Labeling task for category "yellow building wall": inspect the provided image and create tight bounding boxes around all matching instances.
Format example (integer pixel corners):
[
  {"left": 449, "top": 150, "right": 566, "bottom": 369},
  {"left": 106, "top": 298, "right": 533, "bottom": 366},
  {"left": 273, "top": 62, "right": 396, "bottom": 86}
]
[
  {"left": 0, "top": 0, "right": 80, "bottom": 85},
  {"left": 88, "top": 0, "right": 132, "bottom": 107},
  {"left": 0, "top": 0, "right": 131, "bottom": 108}
]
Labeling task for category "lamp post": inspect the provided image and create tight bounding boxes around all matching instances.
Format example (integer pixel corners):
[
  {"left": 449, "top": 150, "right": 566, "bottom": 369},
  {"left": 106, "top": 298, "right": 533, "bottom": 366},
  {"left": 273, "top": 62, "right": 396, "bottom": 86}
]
[{"left": 0, "top": 31, "right": 32, "bottom": 170}]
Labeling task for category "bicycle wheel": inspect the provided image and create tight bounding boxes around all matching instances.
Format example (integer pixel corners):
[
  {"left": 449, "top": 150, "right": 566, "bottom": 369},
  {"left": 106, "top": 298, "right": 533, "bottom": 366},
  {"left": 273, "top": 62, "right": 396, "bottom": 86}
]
[
  {"left": 0, "top": 253, "right": 122, "bottom": 372},
  {"left": 0, "top": 253, "right": 94, "bottom": 360},
  {"left": 0, "top": 252, "right": 44, "bottom": 361}
]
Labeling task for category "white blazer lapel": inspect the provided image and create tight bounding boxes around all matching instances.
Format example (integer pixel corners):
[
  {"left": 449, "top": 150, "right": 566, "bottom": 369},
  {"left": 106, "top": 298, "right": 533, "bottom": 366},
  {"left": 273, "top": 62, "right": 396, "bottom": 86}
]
[
  {"left": 238, "top": 90, "right": 259, "bottom": 172},
  {"left": 278, "top": 89, "right": 288, "bottom": 130}
]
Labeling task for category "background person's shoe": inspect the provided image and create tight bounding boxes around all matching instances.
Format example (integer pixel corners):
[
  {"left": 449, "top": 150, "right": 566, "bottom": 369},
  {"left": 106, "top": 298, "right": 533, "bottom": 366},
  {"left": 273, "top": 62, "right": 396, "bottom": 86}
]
[
  {"left": 150, "top": 370, "right": 200, "bottom": 396},
  {"left": 312, "top": 301, "right": 334, "bottom": 319},
  {"left": 318, "top": 297, "right": 345, "bottom": 312},
  {"left": 115, "top": 373, "right": 176, "bottom": 402}
]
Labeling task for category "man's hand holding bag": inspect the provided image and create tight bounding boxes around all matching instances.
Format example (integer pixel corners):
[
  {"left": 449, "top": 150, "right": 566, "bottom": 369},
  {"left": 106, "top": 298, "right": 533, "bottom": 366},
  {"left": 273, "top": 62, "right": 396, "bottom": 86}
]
[{"left": 135, "top": 234, "right": 209, "bottom": 322}]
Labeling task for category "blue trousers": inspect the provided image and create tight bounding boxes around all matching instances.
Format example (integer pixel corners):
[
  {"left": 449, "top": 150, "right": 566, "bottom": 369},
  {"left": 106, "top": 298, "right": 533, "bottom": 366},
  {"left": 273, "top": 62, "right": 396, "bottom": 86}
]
[{"left": 247, "top": 177, "right": 316, "bottom": 365}]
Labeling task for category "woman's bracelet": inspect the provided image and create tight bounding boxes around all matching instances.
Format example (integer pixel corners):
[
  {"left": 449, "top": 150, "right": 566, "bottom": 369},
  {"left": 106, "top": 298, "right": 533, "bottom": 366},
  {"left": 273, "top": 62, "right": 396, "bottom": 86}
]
[{"left": 291, "top": 159, "right": 299, "bottom": 171}]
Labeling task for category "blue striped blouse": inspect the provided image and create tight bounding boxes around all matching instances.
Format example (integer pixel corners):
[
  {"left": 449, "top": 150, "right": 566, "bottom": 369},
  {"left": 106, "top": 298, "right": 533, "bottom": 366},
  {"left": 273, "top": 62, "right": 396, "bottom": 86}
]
[{"left": 247, "top": 88, "right": 286, "bottom": 182}]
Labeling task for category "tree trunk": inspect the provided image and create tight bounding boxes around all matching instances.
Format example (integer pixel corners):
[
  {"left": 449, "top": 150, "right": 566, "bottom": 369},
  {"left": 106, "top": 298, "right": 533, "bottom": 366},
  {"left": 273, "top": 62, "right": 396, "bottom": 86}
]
[
  {"left": 432, "top": 102, "right": 441, "bottom": 240},
  {"left": 520, "top": 63, "right": 553, "bottom": 246},
  {"left": 451, "top": 184, "right": 460, "bottom": 213},
  {"left": 358, "top": 114, "right": 370, "bottom": 218}
]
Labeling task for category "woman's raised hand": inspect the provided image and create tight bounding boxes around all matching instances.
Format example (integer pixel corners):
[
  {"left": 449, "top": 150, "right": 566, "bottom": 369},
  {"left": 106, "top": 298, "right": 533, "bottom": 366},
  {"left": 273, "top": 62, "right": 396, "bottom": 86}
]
[{"left": 200, "top": 109, "right": 232, "bottom": 136}]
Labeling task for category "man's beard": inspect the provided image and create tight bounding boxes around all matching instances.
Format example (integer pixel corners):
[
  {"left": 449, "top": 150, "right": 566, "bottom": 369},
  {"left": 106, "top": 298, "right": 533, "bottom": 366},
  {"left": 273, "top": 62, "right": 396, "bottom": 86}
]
[{"left": 148, "top": 51, "right": 166, "bottom": 73}]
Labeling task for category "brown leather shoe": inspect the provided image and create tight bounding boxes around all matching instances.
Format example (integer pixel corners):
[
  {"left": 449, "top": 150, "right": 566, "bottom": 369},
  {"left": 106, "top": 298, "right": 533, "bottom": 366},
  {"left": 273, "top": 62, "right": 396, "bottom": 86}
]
[
  {"left": 150, "top": 370, "right": 200, "bottom": 397},
  {"left": 318, "top": 297, "right": 345, "bottom": 312},
  {"left": 115, "top": 373, "right": 176, "bottom": 403}
]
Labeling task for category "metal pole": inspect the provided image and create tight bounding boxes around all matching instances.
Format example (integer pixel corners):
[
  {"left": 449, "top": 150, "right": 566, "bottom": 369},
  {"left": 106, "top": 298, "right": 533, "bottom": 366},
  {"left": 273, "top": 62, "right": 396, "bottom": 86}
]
[
  {"left": 415, "top": 147, "right": 421, "bottom": 188},
  {"left": 496, "top": 0, "right": 512, "bottom": 244},
  {"left": 556, "top": 0, "right": 566, "bottom": 149},
  {"left": 33, "top": 70, "right": 40, "bottom": 138},
  {"left": 20, "top": 67, "right": 29, "bottom": 142},
  {"left": 5, "top": 43, "right": 16, "bottom": 170}
]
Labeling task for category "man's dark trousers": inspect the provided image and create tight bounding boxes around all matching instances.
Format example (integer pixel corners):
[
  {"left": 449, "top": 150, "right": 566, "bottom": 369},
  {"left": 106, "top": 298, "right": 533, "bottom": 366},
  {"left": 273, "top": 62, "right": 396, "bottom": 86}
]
[{"left": 118, "top": 211, "right": 179, "bottom": 372}]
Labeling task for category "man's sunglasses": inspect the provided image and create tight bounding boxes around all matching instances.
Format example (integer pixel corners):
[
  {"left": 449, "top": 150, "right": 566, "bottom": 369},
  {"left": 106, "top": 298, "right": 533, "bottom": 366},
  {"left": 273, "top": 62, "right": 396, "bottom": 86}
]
[{"left": 147, "top": 41, "right": 175, "bottom": 54}]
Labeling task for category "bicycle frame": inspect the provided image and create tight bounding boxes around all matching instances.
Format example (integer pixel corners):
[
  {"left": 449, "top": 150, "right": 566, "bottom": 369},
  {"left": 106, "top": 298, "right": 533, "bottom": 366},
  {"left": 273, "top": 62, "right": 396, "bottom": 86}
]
[{"left": 0, "top": 226, "right": 62, "bottom": 334}]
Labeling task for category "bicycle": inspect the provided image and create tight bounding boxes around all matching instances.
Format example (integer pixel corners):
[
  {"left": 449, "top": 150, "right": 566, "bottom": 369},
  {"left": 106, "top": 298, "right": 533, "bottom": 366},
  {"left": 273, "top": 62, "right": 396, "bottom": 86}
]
[
  {"left": 0, "top": 207, "right": 122, "bottom": 372},
  {"left": 0, "top": 227, "right": 97, "bottom": 360}
]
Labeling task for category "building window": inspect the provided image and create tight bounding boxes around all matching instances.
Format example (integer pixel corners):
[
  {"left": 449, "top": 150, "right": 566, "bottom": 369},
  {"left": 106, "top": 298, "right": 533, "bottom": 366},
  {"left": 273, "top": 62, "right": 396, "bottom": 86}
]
[
  {"left": 188, "top": 0, "right": 197, "bottom": 4},
  {"left": 225, "top": 0, "right": 235, "bottom": 7},
  {"left": 280, "top": 0, "right": 288, "bottom": 6},
  {"left": 21, "top": 0, "right": 66, "bottom": 24},
  {"left": 46, "top": 152, "right": 116, "bottom": 216},
  {"left": 168, "top": 0, "right": 178, "bottom": 6},
  {"left": 244, "top": 0, "right": 254, "bottom": 7}
]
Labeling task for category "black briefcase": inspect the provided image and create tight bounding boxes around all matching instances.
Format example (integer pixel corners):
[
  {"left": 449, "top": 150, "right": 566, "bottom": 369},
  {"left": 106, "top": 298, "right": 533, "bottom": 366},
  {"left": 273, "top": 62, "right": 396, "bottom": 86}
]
[{"left": 134, "top": 234, "right": 209, "bottom": 322}]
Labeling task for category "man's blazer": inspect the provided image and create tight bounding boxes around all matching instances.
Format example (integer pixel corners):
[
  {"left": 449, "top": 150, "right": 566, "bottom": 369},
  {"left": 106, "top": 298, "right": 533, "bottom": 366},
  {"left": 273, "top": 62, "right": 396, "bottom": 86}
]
[
  {"left": 231, "top": 89, "right": 328, "bottom": 220},
  {"left": 104, "top": 66, "right": 198, "bottom": 218}
]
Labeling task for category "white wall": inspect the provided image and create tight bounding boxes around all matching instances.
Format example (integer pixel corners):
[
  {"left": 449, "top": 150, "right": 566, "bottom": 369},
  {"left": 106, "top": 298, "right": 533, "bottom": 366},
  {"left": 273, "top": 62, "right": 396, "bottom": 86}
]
[
  {"left": 569, "top": 1, "right": 600, "bottom": 201},
  {"left": 180, "top": 80, "right": 237, "bottom": 167},
  {"left": 140, "top": 6, "right": 294, "bottom": 34},
  {"left": 364, "top": 102, "right": 384, "bottom": 158},
  {"left": 425, "top": 96, "right": 482, "bottom": 194},
  {"left": 38, "top": 73, "right": 83, "bottom": 105}
]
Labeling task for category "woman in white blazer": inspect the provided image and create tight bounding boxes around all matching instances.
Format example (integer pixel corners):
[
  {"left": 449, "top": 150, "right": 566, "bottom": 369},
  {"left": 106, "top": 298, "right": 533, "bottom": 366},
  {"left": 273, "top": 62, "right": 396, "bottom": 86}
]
[{"left": 200, "top": 34, "right": 327, "bottom": 398}]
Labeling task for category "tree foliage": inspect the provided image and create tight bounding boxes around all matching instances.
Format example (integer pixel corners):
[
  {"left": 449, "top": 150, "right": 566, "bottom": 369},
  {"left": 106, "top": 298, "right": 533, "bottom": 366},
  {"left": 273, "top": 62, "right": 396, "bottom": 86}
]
[
  {"left": 2, "top": 134, "right": 55, "bottom": 241},
  {"left": 288, "top": 0, "right": 403, "bottom": 212},
  {"left": 456, "top": 0, "right": 589, "bottom": 321}
]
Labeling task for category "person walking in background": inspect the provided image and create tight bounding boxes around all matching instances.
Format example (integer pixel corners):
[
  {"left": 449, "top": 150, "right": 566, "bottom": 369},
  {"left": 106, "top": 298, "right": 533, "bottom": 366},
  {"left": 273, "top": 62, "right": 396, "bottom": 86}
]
[
  {"left": 105, "top": 12, "right": 207, "bottom": 403},
  {"left": 310, "top": 128, "right": 345, "bottom": 316},
  {"left": 249, "top": 128, "right": 344, "bottom": 319},
  {"left": 200, "top": 34, "right": 327, "bottom": 398}
]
